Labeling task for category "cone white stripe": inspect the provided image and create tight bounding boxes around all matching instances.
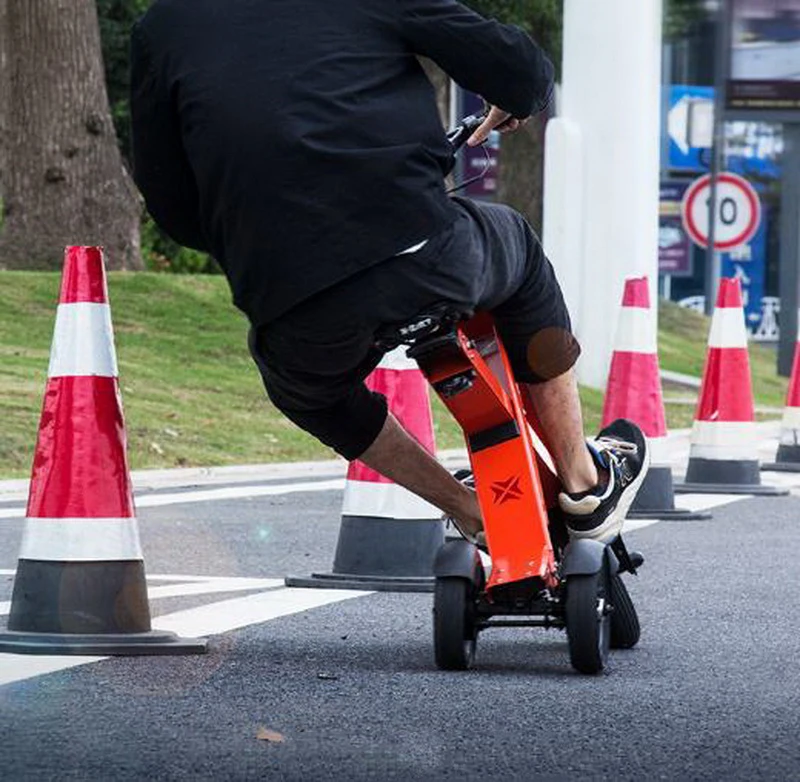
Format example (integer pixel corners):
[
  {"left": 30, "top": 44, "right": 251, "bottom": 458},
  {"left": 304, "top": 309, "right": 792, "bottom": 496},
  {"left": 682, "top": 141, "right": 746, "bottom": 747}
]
[
  {"left": 613, "top": 308, "right": 657, "bottom": 354},
  {"left": 688, "top": 420, "right": 757, "bottom": 461},
  {"left": 377, "top": 346, "right": 418, "bottom": 371},
  {"left": 648, "top": 435, "right": 670, "bottom": 465},
  {"left": 48, "top": 303, "right": 118, "bottom": 378},
  {"left": 19, "top": 518, "right": 143, "bottom": 562},
  {"left": 708, "top": 308, "right": 748, "bottom": 349},
  {"left": 341, "top": 480, "right": 439, "bottom": 519}
]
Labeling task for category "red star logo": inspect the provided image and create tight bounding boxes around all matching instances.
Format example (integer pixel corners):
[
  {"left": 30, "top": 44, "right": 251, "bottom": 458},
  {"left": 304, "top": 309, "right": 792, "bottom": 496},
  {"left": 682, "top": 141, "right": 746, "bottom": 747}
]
[{"left": 490, "top": 476, "right": 523, "bottom": 505}]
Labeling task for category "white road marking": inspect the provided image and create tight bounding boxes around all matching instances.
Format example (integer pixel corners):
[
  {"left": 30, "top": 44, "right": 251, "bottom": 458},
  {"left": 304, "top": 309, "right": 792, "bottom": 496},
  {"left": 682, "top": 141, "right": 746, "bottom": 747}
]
[
  {"left": 0, "top": 586, "right": 370, "bottom": 687},
  {"left": 673, "top": 493, "right": 749, "bottom": 512},
  {"left": 0, "top": 478, "right": 347, "bottom": 520},
  {"left": 0, "top": 575, "right": 286, "bottom": 617},
  {"left": 150, "top": 586, "right": 367, "bottom": 638}
]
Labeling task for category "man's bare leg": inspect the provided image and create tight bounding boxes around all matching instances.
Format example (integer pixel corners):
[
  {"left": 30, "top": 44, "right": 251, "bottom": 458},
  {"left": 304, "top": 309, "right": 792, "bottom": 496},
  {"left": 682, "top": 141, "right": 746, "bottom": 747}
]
[
  {"left": 358, "top": 413, "right": 483, "bottom": 537},
  {"left": 522, "top": 369, "right": 599, "bottom": 494},
  {"left": 358, "top": 369, "right": 597, "bottom": 536}
]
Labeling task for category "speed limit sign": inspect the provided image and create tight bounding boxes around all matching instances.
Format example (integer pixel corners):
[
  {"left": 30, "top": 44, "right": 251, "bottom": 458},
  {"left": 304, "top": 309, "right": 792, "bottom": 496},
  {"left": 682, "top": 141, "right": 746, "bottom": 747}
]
[{"left": 681, "top": 173, "right": 761, "bottom": 251}]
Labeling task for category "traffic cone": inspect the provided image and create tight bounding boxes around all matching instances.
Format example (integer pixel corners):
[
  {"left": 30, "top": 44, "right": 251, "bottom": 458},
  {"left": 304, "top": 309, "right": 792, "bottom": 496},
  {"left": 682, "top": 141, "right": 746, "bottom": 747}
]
[
  {"left": 0, "top": 247, "right": 206, "bottom": 655},
  {"left": 762, "top": 320, "right": 800, "bottom": 472},
  {"left": 602, "top": 277, "right": 710, "bottom": 520},
  {"left": 286, "top": 347, "right": 444, "bottom": 592},
  {"left": 674, "top": 278, "right": 786, "bottom": 496}
]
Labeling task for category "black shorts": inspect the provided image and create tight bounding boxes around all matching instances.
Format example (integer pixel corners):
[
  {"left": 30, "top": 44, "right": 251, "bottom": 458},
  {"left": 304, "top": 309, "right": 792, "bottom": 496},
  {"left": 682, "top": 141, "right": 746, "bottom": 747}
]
[{"left": 249, "top": 197, "right": 580, "bottom": 460}]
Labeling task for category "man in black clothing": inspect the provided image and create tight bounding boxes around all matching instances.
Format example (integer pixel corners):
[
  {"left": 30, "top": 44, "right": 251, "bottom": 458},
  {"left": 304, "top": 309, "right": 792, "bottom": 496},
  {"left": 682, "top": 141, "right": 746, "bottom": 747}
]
[{"left": 131, "top": 0, "right": 649, "bottom": 544}]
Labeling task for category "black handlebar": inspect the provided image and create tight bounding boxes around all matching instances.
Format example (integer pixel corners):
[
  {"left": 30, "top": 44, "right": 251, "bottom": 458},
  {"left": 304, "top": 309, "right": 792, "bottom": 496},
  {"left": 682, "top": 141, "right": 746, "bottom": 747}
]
[{"left": 446, "top": 113, "right": 487, "bottom": 152}]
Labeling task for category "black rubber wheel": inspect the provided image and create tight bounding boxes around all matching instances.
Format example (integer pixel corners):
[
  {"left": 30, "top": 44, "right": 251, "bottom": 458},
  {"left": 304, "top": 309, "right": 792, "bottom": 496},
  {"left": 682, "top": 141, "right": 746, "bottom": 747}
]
[
  {"left": 565, "top": 566, "right": 612, "bottom": 675},
  {"left": 433, "top": 577, "right": 477, "bottom": 670},
  {"left": 610, "top": 575, "right": 640, "bottom": 649}
]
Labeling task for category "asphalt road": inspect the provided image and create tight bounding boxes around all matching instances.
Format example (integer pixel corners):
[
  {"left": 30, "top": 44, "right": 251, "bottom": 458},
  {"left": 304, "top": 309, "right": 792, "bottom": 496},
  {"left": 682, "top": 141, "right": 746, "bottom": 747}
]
[{"left": 2, "top": 477, "right": 800, "bottom": 781}]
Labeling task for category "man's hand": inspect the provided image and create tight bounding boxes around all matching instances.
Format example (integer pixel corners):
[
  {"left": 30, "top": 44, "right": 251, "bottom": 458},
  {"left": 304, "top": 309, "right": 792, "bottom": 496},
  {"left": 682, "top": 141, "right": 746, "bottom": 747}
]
[{"left": 467, "top": 105, "right": 527, "bottom": 147}]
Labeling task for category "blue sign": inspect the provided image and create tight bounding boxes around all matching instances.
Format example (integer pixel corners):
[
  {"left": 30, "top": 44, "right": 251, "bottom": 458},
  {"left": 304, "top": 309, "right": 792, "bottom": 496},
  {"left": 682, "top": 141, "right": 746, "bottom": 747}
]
[{"left": 667, "top": 85, "right": 714, "bottom": 172}]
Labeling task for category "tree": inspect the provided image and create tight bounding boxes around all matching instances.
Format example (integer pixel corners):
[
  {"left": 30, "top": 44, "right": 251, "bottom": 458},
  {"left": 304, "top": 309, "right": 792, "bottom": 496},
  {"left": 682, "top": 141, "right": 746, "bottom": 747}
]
[
  {"left": 462, "top": 1, "right": 563, "bottom": 235},
  {"left": 97, "top": 0, "right": 151, "bottom": 162},
  {"left": 0, "top": 0, "right": 141, "bottom": 270},
  {"left": 0, "top": 0, "right": 8, "bottom": 200}
]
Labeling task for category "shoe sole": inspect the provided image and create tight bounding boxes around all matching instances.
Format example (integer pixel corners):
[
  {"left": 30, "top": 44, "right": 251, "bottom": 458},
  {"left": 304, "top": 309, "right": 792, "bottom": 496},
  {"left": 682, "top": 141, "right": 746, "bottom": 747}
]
[{"left": 567, "top": 440, "right": 652, "bottom": 543}]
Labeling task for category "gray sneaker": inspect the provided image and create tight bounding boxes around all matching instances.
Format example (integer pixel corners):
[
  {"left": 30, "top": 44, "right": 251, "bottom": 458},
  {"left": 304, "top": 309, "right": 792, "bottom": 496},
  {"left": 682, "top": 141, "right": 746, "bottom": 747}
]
[{"left": 558, "top": 419, "right": 650, "bottom": 543}]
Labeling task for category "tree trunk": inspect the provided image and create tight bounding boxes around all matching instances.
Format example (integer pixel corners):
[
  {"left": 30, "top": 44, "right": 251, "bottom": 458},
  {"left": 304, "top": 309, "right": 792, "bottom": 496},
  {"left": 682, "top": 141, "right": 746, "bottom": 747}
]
[
  {"left": 497, "top": 115, "right": 547, "bottom": 236},
  {"left": 0, "top": 0, "right": 141, "bottom": 270},
  {"left": 419, "top": 57, "right": 451, "bottom": 129},
  {"left": 0, "top": 0, "right": 8, "bottom": 200}
]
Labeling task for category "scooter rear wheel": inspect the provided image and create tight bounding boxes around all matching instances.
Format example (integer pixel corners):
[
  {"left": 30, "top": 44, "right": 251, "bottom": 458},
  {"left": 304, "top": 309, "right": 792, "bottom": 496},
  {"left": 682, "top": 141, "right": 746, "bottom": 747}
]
[
  {"left": 610, "top": 575, "right": 640, "bottom": 649},
  {"left": 433, "top": 577, "right": 477, "bottom": 670},
  {"left": 565, "top": 565, "right": 612, "bottom": 674}
]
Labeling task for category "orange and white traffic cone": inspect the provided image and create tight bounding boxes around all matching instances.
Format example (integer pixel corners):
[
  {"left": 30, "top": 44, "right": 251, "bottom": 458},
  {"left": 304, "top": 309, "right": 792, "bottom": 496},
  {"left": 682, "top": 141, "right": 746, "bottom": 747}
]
[
  {"left": 602, "top": 277, "right": 710, "bottom": 519},
  {"left": 0, "top": 247, "right": 206, "bottom": 655},
  {"left": 674, "top": 278, "right": 786, "bottom": 496},
  {"left": 287, "top": 347, "right": 444, "bottom": 591},
  {"left": 763, "top": 318, "right": 800, "bottom": 472}
]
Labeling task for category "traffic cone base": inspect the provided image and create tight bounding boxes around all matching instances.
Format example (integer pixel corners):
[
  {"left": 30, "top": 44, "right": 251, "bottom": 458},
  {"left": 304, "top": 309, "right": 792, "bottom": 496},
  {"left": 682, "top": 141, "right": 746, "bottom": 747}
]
[
  {"left": 627, "top": 466, "right": 712, "bottom": 520},
  {"left": 0, "top": 631, "right": 207, "bottom": 656},
  {"left": 676, "top": 458, "right": 788, "bottom": 495}
]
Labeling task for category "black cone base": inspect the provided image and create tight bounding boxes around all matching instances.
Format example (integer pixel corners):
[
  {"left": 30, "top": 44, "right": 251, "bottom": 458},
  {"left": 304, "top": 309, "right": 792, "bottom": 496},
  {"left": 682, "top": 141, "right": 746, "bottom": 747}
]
[
  {"left": 286, "top": 516, "right": 444, "bottom": 593},
  {"left": 626, "top": 466, "right": 712, "bottom": 521},
  {"left": 674, "top": 458, "right": 789, "bottom": 496},
  {"left": 3, "top": 559, "right": 207, "bottom": 656},
  {"left": 761, "top": 462, "right": 800, "bottom": 473},
  {"left": 285, "top": 573, "right": 435, "bottom": 592},
  {"left": 0, "top": 630, "right": 207, "bottom": 656},
  {"left": 762, "top": 444, "right": 800, "bottom": 472}
]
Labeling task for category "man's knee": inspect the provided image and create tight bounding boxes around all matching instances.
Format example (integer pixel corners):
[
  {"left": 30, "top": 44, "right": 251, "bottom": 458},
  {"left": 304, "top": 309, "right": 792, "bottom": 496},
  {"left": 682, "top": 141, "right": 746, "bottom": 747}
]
[{"left": 266, "top": 382, "right": 388, "bottom": 461}]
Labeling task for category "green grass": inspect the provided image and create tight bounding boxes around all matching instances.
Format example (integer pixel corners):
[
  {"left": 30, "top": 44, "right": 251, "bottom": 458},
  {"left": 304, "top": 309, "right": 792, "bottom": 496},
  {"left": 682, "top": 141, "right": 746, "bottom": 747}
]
[{"left": 0, "top": 273, "right": 787, "bottom": 478}]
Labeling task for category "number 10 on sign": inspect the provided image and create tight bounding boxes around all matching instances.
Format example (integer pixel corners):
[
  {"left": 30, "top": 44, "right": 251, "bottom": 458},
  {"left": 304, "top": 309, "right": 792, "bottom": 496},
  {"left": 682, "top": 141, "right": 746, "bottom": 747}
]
[{"left": 681, "top": 172, "right": 761, "bottom": 251}]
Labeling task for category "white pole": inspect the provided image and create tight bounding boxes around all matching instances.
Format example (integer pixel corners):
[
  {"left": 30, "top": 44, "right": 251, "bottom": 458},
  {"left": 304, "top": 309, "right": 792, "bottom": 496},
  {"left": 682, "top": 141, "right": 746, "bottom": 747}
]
[{"left": 543, "top": 0, "right": 663, "bottom": 389}]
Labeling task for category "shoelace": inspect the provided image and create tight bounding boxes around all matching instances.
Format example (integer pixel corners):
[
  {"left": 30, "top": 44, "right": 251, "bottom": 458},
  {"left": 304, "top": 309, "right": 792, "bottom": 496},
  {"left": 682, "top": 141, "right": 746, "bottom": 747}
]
[{"left": 595, "top": 436, "right": 638, "bottom": 460}]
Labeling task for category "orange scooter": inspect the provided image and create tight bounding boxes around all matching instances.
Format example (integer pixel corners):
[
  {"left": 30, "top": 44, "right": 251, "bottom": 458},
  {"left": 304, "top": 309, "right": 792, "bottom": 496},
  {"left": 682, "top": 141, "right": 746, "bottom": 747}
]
[{"left": 376, "top": 116, "right": 643, "bottom": 674}]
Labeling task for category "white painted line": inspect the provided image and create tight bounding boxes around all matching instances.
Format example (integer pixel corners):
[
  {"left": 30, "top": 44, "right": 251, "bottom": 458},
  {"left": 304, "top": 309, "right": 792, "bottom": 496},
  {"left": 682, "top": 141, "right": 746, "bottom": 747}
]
[
  {"left": 133, "top": 479, "right": 346, "bottom": 509},
  {"left": 673, "top": 493, "right": 745, "bottom": 512},
  {"left": 145, "top": 578, "right": 283, "bottom": 601},
  {"left": 0, "top": 586, "right": 371, "bottom": 688},
  {"left": 0, "top": 478, "right": 347, "bottom": 521},
  {"left": 151, "top": 586, "right": 368, "bottom": 638},
  {"left": 0, "top": 508, "right": 27, "bottom": 520},
  {"left": 0, "top": 654, "right": 102, "bottom": 687},
  {"left": 623, "top": 518, "right": 660, "bottom": 532},
  {"left": 0, "top": 576, "right": 287, "bottom": 617}
]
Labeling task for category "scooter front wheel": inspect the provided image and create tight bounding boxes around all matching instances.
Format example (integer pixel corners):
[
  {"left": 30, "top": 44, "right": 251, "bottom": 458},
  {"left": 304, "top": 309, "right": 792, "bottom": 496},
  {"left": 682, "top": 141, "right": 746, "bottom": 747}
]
[
  {"left": 565, "top": 566, "right": 612, "bottom": 674},
  {"left": 433, "top": 577, "right": 478, "bottom": 670}
]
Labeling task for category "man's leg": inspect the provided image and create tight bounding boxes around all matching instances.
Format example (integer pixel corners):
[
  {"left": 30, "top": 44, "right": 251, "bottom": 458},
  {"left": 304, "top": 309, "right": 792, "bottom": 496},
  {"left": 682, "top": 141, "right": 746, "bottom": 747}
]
[
  {"left": 522, "top": 369, "right": 599, "bottom": 495},
  {"left": 357, "top": 371, "right": 601, "bottom": 537},
  {"left": 358, "top": 412, "right": 484, "bottom": 537}
]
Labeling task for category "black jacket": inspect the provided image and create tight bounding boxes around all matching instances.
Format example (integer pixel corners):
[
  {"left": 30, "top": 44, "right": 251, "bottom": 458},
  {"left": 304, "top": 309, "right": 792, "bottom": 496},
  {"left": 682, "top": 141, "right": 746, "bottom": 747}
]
[{"left": 130, "top": 0, "right": 553, "bottom": 325}]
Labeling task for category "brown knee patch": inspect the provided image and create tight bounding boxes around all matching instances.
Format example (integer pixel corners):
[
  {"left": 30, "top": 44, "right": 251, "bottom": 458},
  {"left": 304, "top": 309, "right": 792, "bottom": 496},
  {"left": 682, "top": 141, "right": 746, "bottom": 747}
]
[{"left": 525, "top": 327, "right": 581, "bottom": 381}]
